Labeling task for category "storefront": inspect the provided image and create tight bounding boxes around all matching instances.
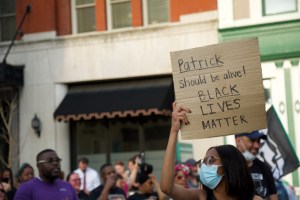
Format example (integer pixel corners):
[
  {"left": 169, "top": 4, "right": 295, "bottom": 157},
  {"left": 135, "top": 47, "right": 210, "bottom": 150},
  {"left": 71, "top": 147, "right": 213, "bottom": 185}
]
[{"left": 54, "top": 75, "right": 174, "bottom": 178}]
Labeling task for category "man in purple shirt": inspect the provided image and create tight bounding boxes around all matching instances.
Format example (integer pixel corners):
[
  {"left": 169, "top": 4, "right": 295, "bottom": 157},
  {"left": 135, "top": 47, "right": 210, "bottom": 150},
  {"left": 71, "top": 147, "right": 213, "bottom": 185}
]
[{"left": 14, "top": 149, "right": 78, "bottom": 200}]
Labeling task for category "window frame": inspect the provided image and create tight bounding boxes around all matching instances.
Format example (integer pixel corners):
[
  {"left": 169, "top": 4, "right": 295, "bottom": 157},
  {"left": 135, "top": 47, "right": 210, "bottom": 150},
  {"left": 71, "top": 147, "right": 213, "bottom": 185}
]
[
  {"left": 262, "top": 0, "right": 298, "bottom": 16},
  {"left": 71, "top": 0, "right": 96, "bottom": 34},
  {"left": 106, "top": 0, "right": 132, "bottom": 30},
  {"left": 142, "top": 0, "right": 170, "bottom": 26}
]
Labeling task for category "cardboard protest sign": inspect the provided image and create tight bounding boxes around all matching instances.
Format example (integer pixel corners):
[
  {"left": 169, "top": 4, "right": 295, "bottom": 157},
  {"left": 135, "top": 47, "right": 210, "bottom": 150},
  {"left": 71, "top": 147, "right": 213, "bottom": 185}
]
[{"left": 170, "top": 38, "right": 267, "bottom": 139}]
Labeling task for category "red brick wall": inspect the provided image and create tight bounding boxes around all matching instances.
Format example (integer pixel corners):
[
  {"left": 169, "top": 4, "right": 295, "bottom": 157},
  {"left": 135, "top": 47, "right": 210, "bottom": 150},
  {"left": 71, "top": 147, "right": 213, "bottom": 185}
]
[
  {"left": 170, "top": 0, "right": 217, "bottom": 22},
  {"left": 16, "top": 0, "right": 56, "bottom": 34},
  {"left": 132, "top": 0, "right": 143, "bottom": 27},
  {"left": 96, "top": 0, "right": 107, "bottom": 31},
  {"left": 55, "top": 0, "right": 72, "bottom": 35},
  {"left": 15, "top": 0, "right": 217, "bottom": 36}
]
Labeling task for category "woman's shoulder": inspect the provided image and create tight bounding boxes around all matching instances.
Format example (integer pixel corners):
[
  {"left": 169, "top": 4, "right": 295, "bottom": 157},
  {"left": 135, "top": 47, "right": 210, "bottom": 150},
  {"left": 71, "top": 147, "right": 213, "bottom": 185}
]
[{"left": 253, "top": 195, "right": 263, "bottom": 200}]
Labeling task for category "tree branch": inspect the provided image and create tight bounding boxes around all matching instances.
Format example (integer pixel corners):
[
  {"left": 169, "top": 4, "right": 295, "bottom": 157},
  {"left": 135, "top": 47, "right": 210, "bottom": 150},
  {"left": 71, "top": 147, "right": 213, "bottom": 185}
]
[{"left": 0, "top": 156, "right": 8, "bottom": 168}]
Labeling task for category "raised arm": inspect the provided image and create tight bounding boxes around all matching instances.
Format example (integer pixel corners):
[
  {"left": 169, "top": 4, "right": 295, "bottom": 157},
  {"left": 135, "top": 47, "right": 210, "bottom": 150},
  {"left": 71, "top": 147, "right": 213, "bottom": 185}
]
[
  {"left": 127, "top": 158, "right": 139, "bottom": 190},
  {"left": 97, "top": 176, "right": 115, "bottom": 200},
  {"left": 160, "top": 102, "right": 204, "bottom": 200},
  {"left": 149, "top": 174, "right": 168, "bottom": 200}
]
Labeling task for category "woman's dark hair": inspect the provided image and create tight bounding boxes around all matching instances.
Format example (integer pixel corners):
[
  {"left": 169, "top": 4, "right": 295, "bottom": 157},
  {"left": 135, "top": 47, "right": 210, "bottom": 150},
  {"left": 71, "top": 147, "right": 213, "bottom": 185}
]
[
  {"left": 1, "top": 167, "right": 14, "bottom": 189},
  {"left": 16, "top": 163, "right": 34, "bottom": 183},
  {"left": 213, "top": 145, "right": 254, "bottom": 200},
  {"left": 128, "top": 154, "right": 140, "bottom": 164}
]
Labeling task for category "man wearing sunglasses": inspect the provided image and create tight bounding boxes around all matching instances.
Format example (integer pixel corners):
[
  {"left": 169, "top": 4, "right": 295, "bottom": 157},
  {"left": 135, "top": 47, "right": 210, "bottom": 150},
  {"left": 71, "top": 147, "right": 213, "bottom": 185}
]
[
  {"left": 14, "top": 149, "right": 77, "bottom": 200},
  {"left": 235, "top": 131, "right": 278, "bottom": 200}
]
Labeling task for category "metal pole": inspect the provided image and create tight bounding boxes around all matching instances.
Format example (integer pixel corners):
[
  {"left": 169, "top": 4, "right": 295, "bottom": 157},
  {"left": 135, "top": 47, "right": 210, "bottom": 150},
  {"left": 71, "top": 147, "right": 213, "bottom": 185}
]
[{"left": 2, "top": 5, "right": 31, "bottom": 64}]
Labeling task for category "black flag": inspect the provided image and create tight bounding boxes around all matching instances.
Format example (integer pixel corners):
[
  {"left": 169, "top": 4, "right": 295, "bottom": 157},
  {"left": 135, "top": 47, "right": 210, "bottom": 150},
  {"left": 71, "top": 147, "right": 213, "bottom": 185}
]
[{"left": 257, "top": 106, "right": 300, "bottom": 180}]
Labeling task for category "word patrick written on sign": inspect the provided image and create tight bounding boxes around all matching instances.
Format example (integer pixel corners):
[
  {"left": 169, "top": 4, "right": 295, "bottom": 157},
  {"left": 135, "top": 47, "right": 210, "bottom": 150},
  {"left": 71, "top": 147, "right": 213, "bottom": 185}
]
[{"left": 170, "top": 38, "right": 266, "bottom": 139}]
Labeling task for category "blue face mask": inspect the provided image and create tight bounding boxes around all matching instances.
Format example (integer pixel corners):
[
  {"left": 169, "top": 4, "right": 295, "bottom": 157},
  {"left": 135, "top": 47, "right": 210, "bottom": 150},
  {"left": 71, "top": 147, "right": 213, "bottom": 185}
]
[{"left": 199, "top": 164, "right": 223, "bottom": 189}]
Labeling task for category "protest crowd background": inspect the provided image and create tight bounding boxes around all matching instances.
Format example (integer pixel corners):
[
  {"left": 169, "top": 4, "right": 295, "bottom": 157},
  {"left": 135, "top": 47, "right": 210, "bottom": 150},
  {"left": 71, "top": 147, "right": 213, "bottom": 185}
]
[{"left": 1, "top": 0, "right": 300, "bottom": 200}]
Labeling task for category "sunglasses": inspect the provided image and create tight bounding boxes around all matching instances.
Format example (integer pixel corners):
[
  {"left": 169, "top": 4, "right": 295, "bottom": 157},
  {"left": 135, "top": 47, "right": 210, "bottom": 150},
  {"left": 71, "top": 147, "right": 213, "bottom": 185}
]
[
  {"left": 196, "top": 156, "right": 221, "bottom": 168},
  {"left": 175, "top": 175, "right": 186, "bottom": 180},
  {"left": 0, "top": 189, "right": 5, "bottom": 193},
  {"left": 38, "top": 157, "right": 62, "bottom": 164}
]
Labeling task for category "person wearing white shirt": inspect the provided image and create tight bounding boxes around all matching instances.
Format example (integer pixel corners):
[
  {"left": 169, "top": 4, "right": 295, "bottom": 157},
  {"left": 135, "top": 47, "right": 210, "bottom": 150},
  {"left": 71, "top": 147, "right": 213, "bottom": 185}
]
[{"left": 74, "top": 157, "right": 100, "bottom": 195}]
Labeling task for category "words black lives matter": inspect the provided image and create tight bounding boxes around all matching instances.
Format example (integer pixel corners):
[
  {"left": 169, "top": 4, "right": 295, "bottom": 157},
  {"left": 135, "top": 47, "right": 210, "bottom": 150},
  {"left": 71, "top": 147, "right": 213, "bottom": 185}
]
[{"left": 177, "top": 54, "right": 248, "bottom": 130}]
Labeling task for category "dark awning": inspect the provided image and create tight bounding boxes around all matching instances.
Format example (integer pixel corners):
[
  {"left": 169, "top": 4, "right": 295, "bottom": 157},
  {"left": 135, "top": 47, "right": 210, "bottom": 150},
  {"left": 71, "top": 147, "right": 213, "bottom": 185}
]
[
  {"left": 54, "top": 76, "right": 175, "bottom": 121},
  {"left": 0, "top": 63, "right": 24, "bottom": 87}
]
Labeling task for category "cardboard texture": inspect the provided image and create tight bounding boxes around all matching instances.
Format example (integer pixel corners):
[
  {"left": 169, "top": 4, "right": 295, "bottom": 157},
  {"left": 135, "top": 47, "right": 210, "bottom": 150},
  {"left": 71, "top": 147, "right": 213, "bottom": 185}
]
[{"left": 170, "top": 38, "right": 267, "bottom": 139}]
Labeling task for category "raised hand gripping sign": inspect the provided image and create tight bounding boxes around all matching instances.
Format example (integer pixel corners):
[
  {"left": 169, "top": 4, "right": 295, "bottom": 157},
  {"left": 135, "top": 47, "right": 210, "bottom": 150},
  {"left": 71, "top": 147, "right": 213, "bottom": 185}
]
[{"left": 170, "top": 38, "right": 267, "bottom": 139}]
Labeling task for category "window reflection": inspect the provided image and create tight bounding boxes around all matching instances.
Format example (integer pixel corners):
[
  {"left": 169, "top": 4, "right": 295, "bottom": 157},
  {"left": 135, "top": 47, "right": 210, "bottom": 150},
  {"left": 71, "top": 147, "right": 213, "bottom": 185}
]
[{"left": 263, "top": 0, "right": 297, "bottom": 16}]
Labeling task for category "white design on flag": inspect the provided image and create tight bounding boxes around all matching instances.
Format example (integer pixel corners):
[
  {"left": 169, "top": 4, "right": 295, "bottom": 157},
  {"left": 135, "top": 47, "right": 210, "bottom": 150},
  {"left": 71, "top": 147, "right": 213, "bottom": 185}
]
[{"left": 257, "top": 106, "right": 300, "bottom": 180}]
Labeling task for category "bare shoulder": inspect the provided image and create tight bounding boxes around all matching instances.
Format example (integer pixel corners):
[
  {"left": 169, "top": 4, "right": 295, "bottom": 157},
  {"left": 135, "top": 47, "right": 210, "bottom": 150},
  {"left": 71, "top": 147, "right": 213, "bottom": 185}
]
[
  {"left": 253, "top": 195, "right": 263, "bottom": 200},
  {"left": 168, "top": 186, "right": 204, "bottom": 200}
]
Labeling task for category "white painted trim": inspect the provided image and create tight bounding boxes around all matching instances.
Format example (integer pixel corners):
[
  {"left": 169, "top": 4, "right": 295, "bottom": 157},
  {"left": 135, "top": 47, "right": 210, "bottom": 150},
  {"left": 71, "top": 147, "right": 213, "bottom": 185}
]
[
  {"left": 106, "top": 0, "right": 112, "bottom": 30},
  {"left": 22, "top": 31, "right": 56, "bottom": 42},
  {"left": 218, "top": 0, "right": 233, "bottom": 28},
  {"left": 106, "top": 0, "right": 131, "bottom": 30},
  {"left": 250, "top": 0, "right": 262, "bottom": 20},
  {"left": 142, "top": 0, "right": 148, "bottom": 26},
  {"left": 111, "top": 0, "right": 129, "bottom": 3},
  {"left": 180, "top": 11, "right": 218, "bottom": 23},
  {"left": 76, "top": 3, "right": 95, "bottom": 8},
  {"left": 71, "top": 0, "right": 77, "bottom": 34},
  {"left": 224, "top": 13, "right": 300, "bottom": 28}
]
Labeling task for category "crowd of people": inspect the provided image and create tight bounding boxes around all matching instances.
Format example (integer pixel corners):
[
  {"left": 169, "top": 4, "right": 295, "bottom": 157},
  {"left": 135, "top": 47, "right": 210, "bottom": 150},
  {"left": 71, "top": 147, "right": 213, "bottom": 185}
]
[
  {"left": 0, "top": 102, "right": 298, "bottom": 200},
  {"left": 0, "top": 151, "right": 201, "bottom": 200}
]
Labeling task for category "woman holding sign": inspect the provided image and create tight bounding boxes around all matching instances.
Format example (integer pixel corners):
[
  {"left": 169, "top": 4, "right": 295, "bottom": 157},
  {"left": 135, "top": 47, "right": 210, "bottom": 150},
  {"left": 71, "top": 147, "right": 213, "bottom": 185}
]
[{"left": 160, "top": 102, "right": 262, "bottom": 200}]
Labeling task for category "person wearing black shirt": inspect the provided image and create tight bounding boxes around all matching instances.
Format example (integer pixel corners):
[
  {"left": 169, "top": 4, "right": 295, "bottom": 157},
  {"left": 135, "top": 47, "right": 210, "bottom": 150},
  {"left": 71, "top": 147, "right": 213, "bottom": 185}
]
[
  {"left": 89, "top": 164, "right": 126, "bottom": 200},
  {"left": 128, "top": 163, "right": 167, "bottom": 200},
  {"left": 236, "top": 131, "right": 278, "bottom": 200}
]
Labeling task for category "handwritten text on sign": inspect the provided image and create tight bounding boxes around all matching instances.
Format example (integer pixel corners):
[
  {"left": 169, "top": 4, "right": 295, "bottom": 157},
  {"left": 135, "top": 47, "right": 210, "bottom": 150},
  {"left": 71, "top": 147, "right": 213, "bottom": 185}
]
[{"left": 171, "top": 38, "right": 267, "bottom": 139}]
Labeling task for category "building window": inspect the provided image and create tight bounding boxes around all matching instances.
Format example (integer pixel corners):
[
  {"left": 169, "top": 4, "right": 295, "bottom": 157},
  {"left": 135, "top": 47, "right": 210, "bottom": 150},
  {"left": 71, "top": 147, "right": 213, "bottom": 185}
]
[
  {"left": 0, "top": 0, "right": 16, "bottom": 41},
  {"left": 75, "top": 0, "right": 96, "bottom": 33},
  {"left": 233, "top": 0, "right": 250, "bottom": 20},
  {"left": 263, "top": 0, "right": 297, "bottom": 16},
  {"left": 107, "top": 0, "right": 131, "bottom": 29},
  {"left": 143, "top": 0, "right": 169, "bottom": 25}
]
